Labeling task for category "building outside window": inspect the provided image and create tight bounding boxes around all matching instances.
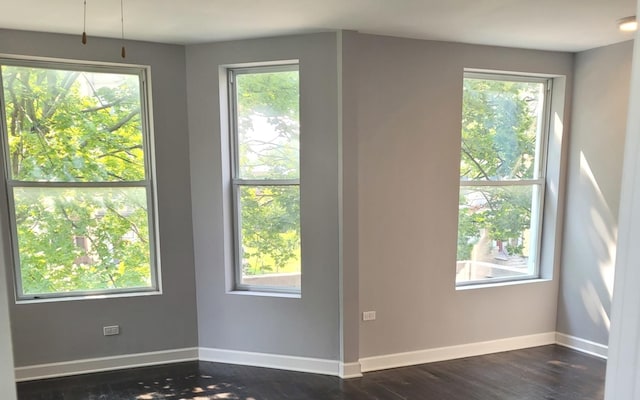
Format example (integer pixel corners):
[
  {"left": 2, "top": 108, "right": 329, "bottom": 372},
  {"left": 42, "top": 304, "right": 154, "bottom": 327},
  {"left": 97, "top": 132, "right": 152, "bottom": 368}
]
[
  {"left": 228, "top": 64, "right": 301, "bottom": 293},
  {"left": 456, "top": 72, "right": 551, "bottom": 285},
  {"left": 0, "top": 59, "right": 160, "bottom": 300}
]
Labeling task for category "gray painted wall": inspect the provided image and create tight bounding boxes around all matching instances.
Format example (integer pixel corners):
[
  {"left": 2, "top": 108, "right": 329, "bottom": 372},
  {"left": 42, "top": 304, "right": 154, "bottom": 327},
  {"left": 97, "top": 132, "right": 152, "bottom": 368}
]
[
  {"left": 0, "top": 283, "right": 16, "bottom": 397},
  {"left": 186, "top": 33, "right": 341, "bottom": 359},
  {"left": 0, "top": 208, "right": 16, "bottom": 396},
  {"left": 0, "top": 26, "right": 610, "bottom": 373},
  {"left": 348, "top": 34, "right": 574, "bottom": 358},
  {"left": 0, "top": 29, "right": 198, "bottom": 366},
  {"left": 557, "top": 41, "right": 633, "bottom": 346}
]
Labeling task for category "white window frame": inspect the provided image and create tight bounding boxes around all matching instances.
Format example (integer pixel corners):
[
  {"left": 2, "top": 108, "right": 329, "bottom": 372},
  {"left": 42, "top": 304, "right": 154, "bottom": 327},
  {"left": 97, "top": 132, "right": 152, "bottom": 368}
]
[
  {"left": 0, "top": 57, "right": 161, "bottom": 301},
  {"left": 227, "top": 63, "right": 301, "bottom": 294},
  {"left": 457, "top": 71, "right": 553, "bottom": 287}
]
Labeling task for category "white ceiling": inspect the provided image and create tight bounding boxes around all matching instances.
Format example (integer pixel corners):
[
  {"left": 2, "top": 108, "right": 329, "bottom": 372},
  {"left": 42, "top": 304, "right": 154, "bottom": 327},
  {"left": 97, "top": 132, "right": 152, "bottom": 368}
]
[{"left": 1, "top": 0, "right": 636, "bottom": 52}]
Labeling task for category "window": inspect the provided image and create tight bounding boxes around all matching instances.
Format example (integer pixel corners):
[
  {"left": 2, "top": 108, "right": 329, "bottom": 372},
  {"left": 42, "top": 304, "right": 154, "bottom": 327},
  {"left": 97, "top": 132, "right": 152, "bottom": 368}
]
[
  {"left": 0, "top": 59, "right": 159, "bottom": 300},
  {"left": 228, "top": 64, "right": 301, "bottom": 293},
  {"left": 456, "top": 72, "right": 550, "bottom": 285}
]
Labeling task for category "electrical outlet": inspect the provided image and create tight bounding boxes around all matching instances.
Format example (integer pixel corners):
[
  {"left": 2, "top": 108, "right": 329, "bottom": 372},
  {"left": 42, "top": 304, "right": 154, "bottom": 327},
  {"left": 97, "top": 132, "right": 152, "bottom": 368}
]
[
  {"left": 103, "top": 325, "right": 120, "bottom": 336},
  {"left": 362, "top": 311, "right": 376, "bottom": 321}
]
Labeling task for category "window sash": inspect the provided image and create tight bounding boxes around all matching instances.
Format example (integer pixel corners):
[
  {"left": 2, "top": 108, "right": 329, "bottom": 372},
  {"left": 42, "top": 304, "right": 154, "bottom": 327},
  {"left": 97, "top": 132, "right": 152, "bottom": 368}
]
[
  {"left": 231, "top": 182, "right": 301, "bottom": 293},
  {"left": 456, "top": 182, "right": 546, "bottom": 287},
  {"left": 463, "top": 71, "right": 552, "bottom": 183},
  {"left": 0, "top": 58, "right": 160, "bottom": 301},
  {"left": 1, "top": 62, "right": 150, "bottom": 184},
  {"left": 228, "top": 64, "right": 300, "bottom": 182}
]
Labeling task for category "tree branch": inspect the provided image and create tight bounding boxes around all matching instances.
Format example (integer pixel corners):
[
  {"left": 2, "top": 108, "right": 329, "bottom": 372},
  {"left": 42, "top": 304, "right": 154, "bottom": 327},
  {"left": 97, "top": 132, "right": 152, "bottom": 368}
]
[
  {"left": 81, "top": 99, "right": 123, "bottom": 113},
  {"left": 42, "top": 71, "right": 80, "bottom": 120},
  {"left": 103, "top": 204, "right": 148, "bottom": 244},
  {"left": 461, "top": 145, "right": 492, "bottom": 180},
  {"left": 96, "top": 145, "right": 143, "bottom": 162},
  {"left": 107, "top": 109, "right": 139, "bottom": 132}
]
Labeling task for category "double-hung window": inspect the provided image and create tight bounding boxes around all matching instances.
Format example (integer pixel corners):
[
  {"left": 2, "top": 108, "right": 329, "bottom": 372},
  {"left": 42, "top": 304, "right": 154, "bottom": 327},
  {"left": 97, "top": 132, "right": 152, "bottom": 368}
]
[
  {"left": 0, "top": 59, "right": 159, "bottom": 300},
  {"left": 228, "top": 64, "right": 301, "bottom": 293},
  {"left": 456, "top": 72, "right": 551, "bottom": 285}
]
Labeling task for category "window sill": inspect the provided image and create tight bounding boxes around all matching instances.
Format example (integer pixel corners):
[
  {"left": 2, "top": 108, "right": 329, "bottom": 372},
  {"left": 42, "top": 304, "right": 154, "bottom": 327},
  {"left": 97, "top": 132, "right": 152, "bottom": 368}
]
[
  {"left": 455, "top": 278, "right": 552, "bottom": 291},
  {"left": 227, "top": 290, "right": 301, "bottom": 299},
  {"left": 16, "top": 289, "right": 162, "bottom": 305}
]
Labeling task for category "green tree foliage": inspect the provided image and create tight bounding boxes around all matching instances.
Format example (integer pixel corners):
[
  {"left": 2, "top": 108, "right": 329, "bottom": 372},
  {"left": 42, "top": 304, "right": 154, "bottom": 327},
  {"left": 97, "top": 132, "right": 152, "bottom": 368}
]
[
  {"left": 1, "top": 65, "right": 152, "bottom": 295},
  {"left": 234, "top": 70, "right": 300, "bottom": 277},
  {"left": 457, "top": 78, "right": 543, "bottom": 261}
]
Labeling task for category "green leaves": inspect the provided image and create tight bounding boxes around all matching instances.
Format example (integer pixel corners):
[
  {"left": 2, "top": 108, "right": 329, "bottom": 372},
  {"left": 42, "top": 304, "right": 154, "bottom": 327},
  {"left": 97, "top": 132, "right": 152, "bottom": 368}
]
[
  {"left": 14, "top": 187, "right": 151, "bottom": 295},
  {"left": 1, "top": 65, "right": 153, "bottom": 296},
  {"left": 3, "top": 67, "right": 145, "bottom": 183},
  {"left": 460, "top": 79, "right": 540, "bottom": 181},
  {"left": 236, "top": 70, "right": 299, "bottom": 180},
  {"left": 233, "top": 68, "right": 301, "bottom": 285},
  {"left": 239, "top": 186, "right": 300, "bottom": 276},
  {"left": 457, "top": 78, "right": 545, "bottom": 264}
]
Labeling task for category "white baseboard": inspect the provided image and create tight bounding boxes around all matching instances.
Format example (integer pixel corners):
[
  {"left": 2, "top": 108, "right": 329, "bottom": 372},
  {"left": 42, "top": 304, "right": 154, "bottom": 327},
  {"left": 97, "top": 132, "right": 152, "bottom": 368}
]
[
  {"left": 14, "top": 332, "right": 605, "bottom": 382},
  {"left": 14, "top": 347, "right": 198, "bottom": 382},
  {"left": 339, "top": 361, "right": 363, "bottom": 379},
  {"left": 199, "top": 347, "right": 344, "bottom": 377},
  {"left": 359, "top": 332, "right": 556, "bottom": 372},
  {"left": 555, "top": 332, "right": 608, "bottom": 359}
]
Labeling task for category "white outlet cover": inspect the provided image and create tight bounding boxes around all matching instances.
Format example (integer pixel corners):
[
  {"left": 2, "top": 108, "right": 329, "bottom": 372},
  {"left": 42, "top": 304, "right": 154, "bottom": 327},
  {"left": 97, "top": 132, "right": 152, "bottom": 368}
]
[
  {"left": 363, "top": 311, "right": 376, "bottom": 321},
  {"left": 103, "top": 325, "right": 120, "bottom": 336}
]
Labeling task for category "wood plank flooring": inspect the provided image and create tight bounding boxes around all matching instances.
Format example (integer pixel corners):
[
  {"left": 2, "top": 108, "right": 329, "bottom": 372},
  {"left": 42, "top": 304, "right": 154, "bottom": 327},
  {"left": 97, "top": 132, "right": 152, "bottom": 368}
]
[{"left": 17, "top": 345, "right": 605, "bottom": 400}]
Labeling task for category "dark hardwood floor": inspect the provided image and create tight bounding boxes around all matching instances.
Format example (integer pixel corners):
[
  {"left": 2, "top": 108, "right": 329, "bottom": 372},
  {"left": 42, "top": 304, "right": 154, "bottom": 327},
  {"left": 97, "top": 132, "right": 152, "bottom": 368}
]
[{"left": 17, "top": 345, "right": 605, "bottom": 400}]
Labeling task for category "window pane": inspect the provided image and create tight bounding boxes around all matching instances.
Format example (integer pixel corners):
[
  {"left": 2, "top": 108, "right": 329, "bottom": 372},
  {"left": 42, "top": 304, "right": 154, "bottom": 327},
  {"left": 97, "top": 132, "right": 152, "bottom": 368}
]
[
  {"left": 235, "top": 70, "right": 299, "bottom": 180},
  {"left": 456, "top": 185, "right": 539, "bottom": 284},
  {"left": 1, "top": 65, "right": 145, "bottom": 182},
  {"left": 238, "top": 185, "right": 300, "bottom": 289},
  {"left": 14, "top": 187, "right": 152, "bottom": 295},
  {"left": 461, "top": 78, "right": 545, "bottom": 181}
]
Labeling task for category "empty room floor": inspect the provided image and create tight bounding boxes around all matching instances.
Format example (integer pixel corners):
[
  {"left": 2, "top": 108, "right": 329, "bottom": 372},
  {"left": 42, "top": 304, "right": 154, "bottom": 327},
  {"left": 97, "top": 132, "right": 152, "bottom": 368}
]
[{"left": 17, "top": 345, "right": 605, "bottom": 400}]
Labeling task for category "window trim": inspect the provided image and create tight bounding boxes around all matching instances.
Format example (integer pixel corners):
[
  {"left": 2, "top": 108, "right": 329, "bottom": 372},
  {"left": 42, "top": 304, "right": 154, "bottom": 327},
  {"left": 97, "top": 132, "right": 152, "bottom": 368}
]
[
  {"left": 0, "top": 57, "right": 162, "bottom": 302},
  {"left": 227, "top": 63, "right": 301, "bottom": 294},
  {"left": 456, "top": 71, "right": 553, "bottom": 287}
]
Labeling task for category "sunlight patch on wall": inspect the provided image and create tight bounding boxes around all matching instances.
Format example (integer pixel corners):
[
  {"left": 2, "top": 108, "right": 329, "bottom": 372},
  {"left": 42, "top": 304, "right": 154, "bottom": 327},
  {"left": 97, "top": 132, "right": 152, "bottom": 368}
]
[
  {"left": 580, "top": 151, "right": 617, "bottom": 300},
  {"left": 580, "top": 281, "right": 611, "bottom": 330}
]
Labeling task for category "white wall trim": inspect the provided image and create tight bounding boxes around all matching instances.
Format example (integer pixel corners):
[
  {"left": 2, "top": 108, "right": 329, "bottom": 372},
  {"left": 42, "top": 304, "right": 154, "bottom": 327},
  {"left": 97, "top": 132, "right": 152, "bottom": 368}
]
[
  {"left": 14, "top": 347, "right": 199, "bottom": 382},
  {"left": 359, "top": 332, "right": 556, "bottom": 372},
  {"left": 339, "top": 361, "right": 362, "bottom": 379},
  {"left": 14, "top": 333, "right": 607, "bottom": 382},
  {"left": 555, "top": 332, "right": 608, "bottom": 359},
  {"left": 199, "top": 347, "right": 343, "bottom": 377}
]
